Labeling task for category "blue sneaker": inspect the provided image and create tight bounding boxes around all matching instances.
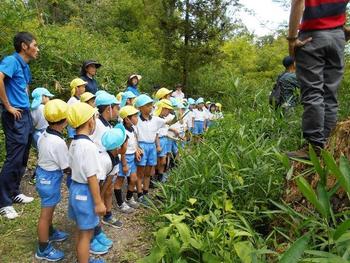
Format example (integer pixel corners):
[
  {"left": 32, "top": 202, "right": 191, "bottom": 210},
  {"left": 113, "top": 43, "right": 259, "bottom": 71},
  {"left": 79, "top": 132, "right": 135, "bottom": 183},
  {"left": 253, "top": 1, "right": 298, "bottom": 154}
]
[
  {"left": 89, "top": 258, "right": 105, "bottom": 263},
  {"left": 35, "top": 243, "right": 64, "bottom": 261},
  {"left": 49, "top": 229, "right": 69, "bottom": 242},
  {"left": 95, "top": 231, "right": 113, "bottom": 248},
  {"left": 89, "top": 237, "right": 109, "bottom": 255}
]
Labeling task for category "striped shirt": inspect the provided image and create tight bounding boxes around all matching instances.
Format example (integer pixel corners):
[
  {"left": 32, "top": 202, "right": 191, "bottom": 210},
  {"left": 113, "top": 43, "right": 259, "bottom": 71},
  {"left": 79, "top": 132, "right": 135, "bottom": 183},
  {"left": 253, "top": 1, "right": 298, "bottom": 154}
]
[{"left": 300, "top": 0, "right": 349, "bottom": 31}]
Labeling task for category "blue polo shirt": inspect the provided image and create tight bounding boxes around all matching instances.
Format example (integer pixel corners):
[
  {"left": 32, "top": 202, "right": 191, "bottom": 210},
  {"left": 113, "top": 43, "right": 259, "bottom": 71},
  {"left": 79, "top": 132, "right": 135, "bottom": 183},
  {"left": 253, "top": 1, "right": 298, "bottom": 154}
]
[
  {"left": 0, "top": 52, "right": 31, "bottom": 109},
  {"left": 125, "top": 86, "right": 140, "bottom": 96}
]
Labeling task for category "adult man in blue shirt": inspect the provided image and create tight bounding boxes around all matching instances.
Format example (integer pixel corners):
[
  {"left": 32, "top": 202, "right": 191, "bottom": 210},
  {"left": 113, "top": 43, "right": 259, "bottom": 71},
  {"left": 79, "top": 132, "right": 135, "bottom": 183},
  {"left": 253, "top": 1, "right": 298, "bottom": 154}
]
[{"left": 0, "top": 32, "right": 39, "bottom": 219}]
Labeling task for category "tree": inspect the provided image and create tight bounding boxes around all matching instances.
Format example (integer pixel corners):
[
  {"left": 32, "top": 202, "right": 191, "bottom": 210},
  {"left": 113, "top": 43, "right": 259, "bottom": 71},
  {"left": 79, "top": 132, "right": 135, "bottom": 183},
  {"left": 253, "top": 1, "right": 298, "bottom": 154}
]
[{"left": 158, "top": 0, "right": 240, "bottom": 89}]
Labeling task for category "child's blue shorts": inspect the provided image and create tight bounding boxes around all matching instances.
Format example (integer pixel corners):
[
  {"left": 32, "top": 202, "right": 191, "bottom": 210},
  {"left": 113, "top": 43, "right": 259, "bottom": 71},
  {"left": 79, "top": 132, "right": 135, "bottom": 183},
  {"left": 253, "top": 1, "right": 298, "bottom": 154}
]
[
  {"left": 67, "top": 125, "right": 76, "bottom": 139},
  {"left": 68, "top": 181, "right": 99, "bottom": 230},
  {"left": 157, "top": 137, "right": 168, "bottom": 158},
  {"left": 119, "top": 153, "right": 137, "bottom": 177},
  {"left": 167, "top": 138, "right": 178, "bottom": 155},
  {"left": 36, "top": 166, "right": 63, "bottom": 207},
  {"left": 193, "top": 120, "right": 205, "bottom": 135},
  {"left": 137, "top": 142, "right": 157, "bottom": 167}
]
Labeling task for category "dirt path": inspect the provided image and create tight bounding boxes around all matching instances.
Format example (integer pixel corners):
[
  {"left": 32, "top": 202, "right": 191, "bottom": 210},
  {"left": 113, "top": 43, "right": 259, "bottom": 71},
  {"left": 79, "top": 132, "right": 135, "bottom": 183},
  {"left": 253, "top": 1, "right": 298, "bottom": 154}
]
[{"left": 2, "top": 164, "right": 153, "bottom": 263}]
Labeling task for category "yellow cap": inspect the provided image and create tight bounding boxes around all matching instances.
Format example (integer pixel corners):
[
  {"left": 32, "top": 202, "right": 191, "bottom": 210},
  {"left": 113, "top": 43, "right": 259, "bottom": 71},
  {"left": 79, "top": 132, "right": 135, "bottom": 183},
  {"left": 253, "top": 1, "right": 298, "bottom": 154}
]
[
  {"left": 44, "top": 99, "right": 68, "bottom": 123},
  {"left": 215, "top": 103, "right": 222, "bottom": 111},
  {"left": 70, "top": 78, "right": 87, "bottom": 96},
  {"left": 116, "top": 92, "right": 124, "bottom": 102},
  {"left": 67, "top": 102, "right": 97, "bottom": 128},
  {"left": 154, "top": 99, "right": 173, "bottom": 116},
  {"left": 155, "top": 88, "right": 173, "bottom": 100},
  {"left": 80, "top": 92, "right": 96, "bottom": 103},
  {"left": 119, "top": 106, "right": 139, "bottom": 119}
]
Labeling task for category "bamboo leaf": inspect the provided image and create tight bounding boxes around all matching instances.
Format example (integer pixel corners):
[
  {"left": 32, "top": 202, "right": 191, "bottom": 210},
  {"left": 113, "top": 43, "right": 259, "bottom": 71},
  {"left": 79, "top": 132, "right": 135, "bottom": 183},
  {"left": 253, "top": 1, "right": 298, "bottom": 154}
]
[
  {"left": 280, "top": 234, "right": 310, "bottom": 263},
  {"left": 296, "top": 177, "right": 326, "bottom": 217},
  {"left": 309, "top": 145, "right": 325, "bottom": 184},
  {"left": 333, "top": 219, "right": 350, "bottom": 241}
]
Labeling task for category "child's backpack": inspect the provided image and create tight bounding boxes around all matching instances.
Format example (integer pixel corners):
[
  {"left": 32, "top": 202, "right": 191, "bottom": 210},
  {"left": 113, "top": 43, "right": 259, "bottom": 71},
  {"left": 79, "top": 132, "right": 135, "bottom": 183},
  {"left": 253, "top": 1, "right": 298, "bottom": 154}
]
[{"left": 269, "top": 73, "right": 286, "bottom": 108}]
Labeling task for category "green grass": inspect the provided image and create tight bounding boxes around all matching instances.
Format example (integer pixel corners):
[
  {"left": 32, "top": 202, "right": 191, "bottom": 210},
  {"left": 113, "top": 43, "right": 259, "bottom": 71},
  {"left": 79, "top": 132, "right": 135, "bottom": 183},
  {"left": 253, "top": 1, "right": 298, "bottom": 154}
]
[{"left": 0, "top": 200, "right": 40, "bottom": 262}]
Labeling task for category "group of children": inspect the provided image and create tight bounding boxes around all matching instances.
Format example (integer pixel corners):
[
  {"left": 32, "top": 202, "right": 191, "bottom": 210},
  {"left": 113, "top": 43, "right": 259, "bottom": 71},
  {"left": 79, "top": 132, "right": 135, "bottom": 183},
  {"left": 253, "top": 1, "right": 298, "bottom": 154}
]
[{"left": 30, "top": 77, "right": 223, "bottom": 263}]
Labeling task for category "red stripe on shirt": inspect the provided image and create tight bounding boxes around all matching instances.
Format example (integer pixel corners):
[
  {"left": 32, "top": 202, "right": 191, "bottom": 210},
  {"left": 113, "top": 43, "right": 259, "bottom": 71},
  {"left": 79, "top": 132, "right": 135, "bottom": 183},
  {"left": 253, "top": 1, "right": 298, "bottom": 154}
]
[
  {"left": 300, "top": 13, "right": 346, "bottom": 31},
  {"left": 305, "top": 0, "right": 348, "bottom": 7}
]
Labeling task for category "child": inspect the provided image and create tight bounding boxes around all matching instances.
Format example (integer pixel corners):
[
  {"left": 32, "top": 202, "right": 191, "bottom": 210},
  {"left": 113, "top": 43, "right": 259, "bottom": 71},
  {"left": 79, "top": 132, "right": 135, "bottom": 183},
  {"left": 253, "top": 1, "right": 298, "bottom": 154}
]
[
  {"left": 117, "top": 106, "right": 143, "bottom": 211},
  {"left": 34, "top": 99, "right": 69, "bottom": 261},
  {"left": 67, "top": 102, "right": 107, "bottom": 263},
  {"left": 67, "top": 78, "right": 87, "bottom": 139},
  {"left": 154, "top": 87, "right": 172, "bottom": 101},
  {"left": 192, "top": 98, "right": 207, "bottom": 138},
  {"left": 134, "top": 94, "right": 167, "bottom": 205},
  {"left": 215, "top": 103, "right": 224, "bottom": 119},
  {"left": 184, "top": 98, "right": 196, "bottom": 136},
  {"left": 80, "top": 92, "right": 96, "bottom": 107},
  {"left": 31, "top": 87, "right": 55, "bottom": 148},
  {"left": 207, "top": 103, "right": 217, "bottom": 128},
  {"left": 154, "top": 100, "right": 174, "bottom": 183},
  {"left": 126, "top": 74, "right": 142, "bottom": 96},
  {"left": 120, "top": 91, "right": 137, "bottom": 107}
]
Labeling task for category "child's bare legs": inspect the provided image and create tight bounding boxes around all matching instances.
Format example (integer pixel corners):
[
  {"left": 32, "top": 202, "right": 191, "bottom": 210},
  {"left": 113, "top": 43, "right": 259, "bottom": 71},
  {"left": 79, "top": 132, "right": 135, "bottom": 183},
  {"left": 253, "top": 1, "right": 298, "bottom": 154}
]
[
  {"left": 143, "top": 166, "right": 153, "bottom": 193},
  {"left": 103, "top": 177, "right": 113, "bottom": 213},
  {"left": 114, "top": 176, "right": 125, "bottom": 207},
  {"left": 128, "top": 173, "right": 137, "bottom": 193},
  {"left": 77, "top": 229, "right": 93, "bottom": 263},
  {"left": 38, "top": 207, "right": 55, "bottom": 243},
  {"left": 137, "top": 166, "right": 145, "bottom": 198}
]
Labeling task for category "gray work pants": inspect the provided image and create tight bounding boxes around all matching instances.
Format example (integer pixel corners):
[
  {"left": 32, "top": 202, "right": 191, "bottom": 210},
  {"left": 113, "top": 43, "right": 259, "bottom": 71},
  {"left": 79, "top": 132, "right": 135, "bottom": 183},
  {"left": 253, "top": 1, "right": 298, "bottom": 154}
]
[{"left": 296, "top": 28, "right": 346, "bottom": 147}]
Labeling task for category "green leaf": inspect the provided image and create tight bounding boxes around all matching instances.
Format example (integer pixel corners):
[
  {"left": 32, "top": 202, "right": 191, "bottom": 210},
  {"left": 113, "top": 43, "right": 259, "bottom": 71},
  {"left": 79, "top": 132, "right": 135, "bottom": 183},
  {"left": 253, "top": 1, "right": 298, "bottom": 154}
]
[
  {"left": 234, "top": 241, "right": 254, "bottom": 263},
  {"left": 175, "top": 222, "right": 191, "bottom": 245},
  {"left": 333, "top": 219, "right": 350, "bottom": 241},
  {"left": 188, "top": 198, "right": 197, "bottom": 205},
  {"left": 137, "top": 246, "right": 165, "bottom": 263},
  {"left": 225, "top": 199, "right": 234, "bottom": 212},
  {"left": 202, "top": 252, "right": 222, "bottom": 263},
  {"left": 189, "top": 238, "right": 203, "bottom": 250},
  {"left": 339, "top": 156, "right": 350, "bottom": 194},
  {"left": 323, "top": 152, "right": 350, "bottom": 195},
  {"left": 155, "top": 226, "right": 171, "bottom": 246},
  {"left": 316, "top": 184, "right": 330, "bottom": 220},
  {"left": 279, "top": 234, "right": 310, "bottom": 263},
  {"left": 296, "top": 177, "right": 326, "bottom": 217},
  {"left": 309, "top": 145, "right": 325, "bottom": 184}
]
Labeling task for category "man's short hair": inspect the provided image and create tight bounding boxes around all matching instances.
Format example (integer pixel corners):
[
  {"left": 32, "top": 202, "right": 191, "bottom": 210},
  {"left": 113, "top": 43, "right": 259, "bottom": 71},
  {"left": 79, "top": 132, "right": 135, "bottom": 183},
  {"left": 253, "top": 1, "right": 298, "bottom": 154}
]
[
  {"left": 283, "top": 56, "right": 295, "bottom": 68},
  {"left": 13, "top": 32, "right": 36, "bottom": 53}
]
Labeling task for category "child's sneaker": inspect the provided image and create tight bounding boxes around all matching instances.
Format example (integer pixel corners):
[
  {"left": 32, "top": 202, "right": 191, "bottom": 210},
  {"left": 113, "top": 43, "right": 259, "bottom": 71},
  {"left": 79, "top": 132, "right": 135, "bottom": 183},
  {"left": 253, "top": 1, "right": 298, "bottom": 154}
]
[
  {"left": 137, "top": 195, "right": 150, "bottom": 207},
  {"left": 13, "top": 194, "right": 34, "bottom": 204},
  {"left": 101, "top": 215, "right": 123, "bottom": 229},
  {"left": 89, "top": 258, "right": 105, "bottom": 263},
  {"left": 95, "top": 231, "right": 113, "bottom": 248},
  {"left": 160, "top": 173, "right": 169, "bottom": 183},
  {"left": 89, "top": 238, "right": 109, "bottom": 255},
  {"left": 35, "top": 243, "right": 64, "bottom": 261},
  {"left": 126, "top": 197, "right": 140, "bottom": 209},
  {"left": 118, "top": 202, "right": 135, "bottom": 214},
  {"left": 49, "top": 229, "right": 69, "bottom": 242},
  {"left": 0, "top": 206, "right": 18, "bottom": 219}
]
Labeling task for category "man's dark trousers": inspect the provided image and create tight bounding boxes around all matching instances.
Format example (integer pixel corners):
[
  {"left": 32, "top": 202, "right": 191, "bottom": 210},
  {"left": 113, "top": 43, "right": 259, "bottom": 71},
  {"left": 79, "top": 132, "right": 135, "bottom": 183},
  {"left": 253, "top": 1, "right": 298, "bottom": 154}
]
[
  {"left": 0, "top": 109, "right": 33, "bottom": 208},
  {"left": 296, "top": 28, "right": 346, "bottom": 147}
]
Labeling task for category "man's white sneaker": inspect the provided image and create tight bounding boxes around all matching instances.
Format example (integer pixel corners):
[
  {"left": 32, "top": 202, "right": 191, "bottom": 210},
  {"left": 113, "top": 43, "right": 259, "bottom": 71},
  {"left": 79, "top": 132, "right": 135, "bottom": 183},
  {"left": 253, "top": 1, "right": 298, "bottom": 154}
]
[
  {"left": 13, "top": 194, "right": 34, "bottom": 204},
  {"left": 118, "top": 202, "right": 135, "bottom": 214},
  {"left": 126, "top": 197, "right": 140, "bottom": 209},
  {"left": 0, "top": 206, "right": 18, "bottom": 219}
]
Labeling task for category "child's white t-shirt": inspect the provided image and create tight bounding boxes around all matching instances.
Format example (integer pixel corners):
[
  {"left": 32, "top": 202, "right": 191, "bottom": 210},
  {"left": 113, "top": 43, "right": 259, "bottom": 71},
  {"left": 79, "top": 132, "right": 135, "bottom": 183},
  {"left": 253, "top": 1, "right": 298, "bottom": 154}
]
[
  {"left": 193, "top": 109, "right": 206, "bottom": 121},
  {"left": 98, "top": 151, "right": 119, "bottom": 181},
  {"left": 69, "top": 135, "right": 102, "bottom": 184},
  {"left": 90, "top": 117, "right": 111, "bottom": 151},
  {"left": 67, "top": 96, "right": 79, "bottom": 106},
  {"left": 135, "top": 115, "right": 166, "bottom": 143},
  {"left": 125, "top": 126, "right": 138, "bottom": 154},
  {"left": 184, "top": 110, "right": 194, "bottom": 128},
  {"left": 37, "top": 129, "right": 69, "bottom": 171},
  {"left": 31, "top": 104, "right": 49, "bottom": 130}
]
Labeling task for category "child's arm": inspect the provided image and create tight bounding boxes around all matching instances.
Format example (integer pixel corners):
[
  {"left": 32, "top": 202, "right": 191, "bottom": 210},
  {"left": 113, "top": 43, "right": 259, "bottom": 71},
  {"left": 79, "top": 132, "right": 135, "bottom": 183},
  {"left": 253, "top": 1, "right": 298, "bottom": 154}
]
[
  {"left": 168, "top": 127, "right": 179, "bottom": 137},
  {"left": 88, "top": 175, "right": 106, "bottom": 216},
  {"left": 121, "top": 153, "right": 129, "bottom": 175}
]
